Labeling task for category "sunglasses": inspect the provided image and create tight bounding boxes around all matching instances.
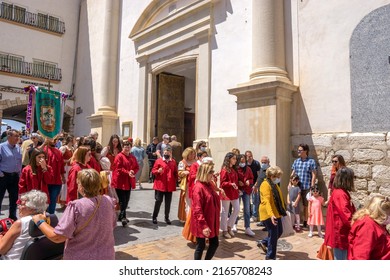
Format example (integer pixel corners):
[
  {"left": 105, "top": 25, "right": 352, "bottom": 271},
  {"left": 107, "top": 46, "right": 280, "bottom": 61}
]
[
  {"left": 297, "top": 149, "right": 304, "bottom": 152},
  {"left": 332, "top": 160, "right": 338, "bottom": 163}
]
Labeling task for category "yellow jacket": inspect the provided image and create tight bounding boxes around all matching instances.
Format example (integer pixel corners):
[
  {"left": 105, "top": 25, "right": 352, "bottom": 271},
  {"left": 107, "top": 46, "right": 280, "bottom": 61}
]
[{"left": 259, "top": 179, "right": 286, "bottom": 221}]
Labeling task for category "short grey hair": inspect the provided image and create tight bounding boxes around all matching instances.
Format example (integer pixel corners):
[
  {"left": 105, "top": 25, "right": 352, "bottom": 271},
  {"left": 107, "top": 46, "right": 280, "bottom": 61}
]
[{"left": 21, "top": 190, "right": 48, "bottom": 214}]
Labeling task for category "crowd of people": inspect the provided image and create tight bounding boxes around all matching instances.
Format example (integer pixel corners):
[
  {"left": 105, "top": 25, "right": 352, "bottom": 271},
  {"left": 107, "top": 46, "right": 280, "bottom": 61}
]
[{"left": 0, "top": 128, "right": 389, "bottom": 260}]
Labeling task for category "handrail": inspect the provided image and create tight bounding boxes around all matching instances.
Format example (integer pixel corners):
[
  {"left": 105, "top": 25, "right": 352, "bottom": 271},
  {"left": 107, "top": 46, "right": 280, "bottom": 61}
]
[
  {"left": 0, "top": 58, "right": 62, "bottom": 81},
  {"left": 0, "top": 3, "right": 65, "bottom": 34}
]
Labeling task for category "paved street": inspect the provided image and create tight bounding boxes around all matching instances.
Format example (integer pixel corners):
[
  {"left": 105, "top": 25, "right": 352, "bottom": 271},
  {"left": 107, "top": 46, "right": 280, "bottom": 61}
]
[{"left": 0, "top": 183, "right": 323, "bottom": 260}]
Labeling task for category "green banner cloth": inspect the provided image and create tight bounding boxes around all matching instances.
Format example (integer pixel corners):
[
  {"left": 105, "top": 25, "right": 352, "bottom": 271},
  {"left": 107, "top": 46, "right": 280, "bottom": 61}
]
[{"left": 35, "top": 87, "right": 62, "bottom": 139}]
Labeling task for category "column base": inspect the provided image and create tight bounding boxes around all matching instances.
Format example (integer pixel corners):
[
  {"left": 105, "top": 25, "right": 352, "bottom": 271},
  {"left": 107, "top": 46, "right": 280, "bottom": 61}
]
[
  {"left": 229, "top": 80, "right": 298, "bottom": 190},
  {"left": 87, "top": 110, "right": 119, "bottom": 145}
]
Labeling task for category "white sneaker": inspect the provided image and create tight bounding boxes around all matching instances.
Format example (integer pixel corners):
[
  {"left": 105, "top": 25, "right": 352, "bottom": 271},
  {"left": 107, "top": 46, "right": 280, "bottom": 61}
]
[
  {"left": 245, "top": 227, "right": 255, "bottom": 237},
  {"left": 318, "top": 232, "right": 324, "bottom": 238},
  {"left": 308, "top": 232, "right": 313, "bottom": 238},
  {"left": 232, "top": 224, "right": 238, "bottom": 232},
  {"left": 250, "top": 217, "right": 257, "bottom": 223}
]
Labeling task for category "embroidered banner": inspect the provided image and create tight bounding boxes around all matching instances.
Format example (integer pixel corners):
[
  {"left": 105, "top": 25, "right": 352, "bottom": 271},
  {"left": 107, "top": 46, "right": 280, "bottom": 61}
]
[{"left": 35, "top": 87, "right": 62, "bottom": 138}]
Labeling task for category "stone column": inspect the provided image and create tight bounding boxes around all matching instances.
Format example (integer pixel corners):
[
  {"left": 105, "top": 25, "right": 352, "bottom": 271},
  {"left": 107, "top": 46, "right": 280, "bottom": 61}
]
[
  {"left": 195, "top": 31, "right": 211, "bottom": 142},
  {"left": 229, "top": 0, "right": 297, "bottom": 189},
  {"left": 87, "top": 0, "right": 119, "bottom": 145},
  {"left": 251, "top": 0, "right": 289, "bottom": 83}
]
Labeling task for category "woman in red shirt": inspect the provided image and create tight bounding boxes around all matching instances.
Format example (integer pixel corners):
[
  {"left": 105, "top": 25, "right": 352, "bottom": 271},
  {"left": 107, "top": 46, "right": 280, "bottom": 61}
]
[
  {"left": 324, "top": 167, "right": 356, "bottom": 260},
  {"left": 66, "top": 146, "right": 91, "bottom": 204},
  {"left": 111, "top": 140, "right": 139, "bottom": 226},
  {"left": 19, "top": 149, "right": 53, "bottom": 199},
  {"left": 348, "top": 195, "right": 390, "bottom": 260},
  {"left": 101, "top": 134, "right": 122, "bottom": 167},
  {"left": 219, "top": 152, "right": 239, "bottom": 239},
  {"left": 191, "top": 161, "right": 220, "bottom": 260},
  {"left": 237, "top": 154, "right": 255, "bottom": 236}
]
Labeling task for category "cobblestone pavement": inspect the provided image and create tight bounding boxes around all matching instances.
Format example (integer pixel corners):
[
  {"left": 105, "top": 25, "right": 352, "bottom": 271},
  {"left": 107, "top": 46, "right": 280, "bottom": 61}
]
[
  {"left": 114, "top": 184, "right": 324, "bottom": 260},
  {"left": 0, "top": 183, "right": 324, "bottom": 260}
]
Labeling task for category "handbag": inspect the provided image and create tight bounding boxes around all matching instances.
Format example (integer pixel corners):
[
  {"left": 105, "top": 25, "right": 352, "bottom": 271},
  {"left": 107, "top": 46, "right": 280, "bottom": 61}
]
[
  {"left": 74, "top": 195, "right": 102, "bottom": 235},
  {"left": 280, "top": 212, "right": 295, "bottom": 237},
  {"left": 316, "top": 243, "right": 334, "bottom": 260}
]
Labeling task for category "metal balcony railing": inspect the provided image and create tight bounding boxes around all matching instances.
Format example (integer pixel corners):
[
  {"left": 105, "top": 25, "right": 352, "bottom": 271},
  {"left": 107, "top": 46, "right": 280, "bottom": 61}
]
[
  {"left": 0, "top": 3, "right": 65, "bottom": 34},
  {"left": 0, "top": 58, "right": 62, "bottom": 81}
]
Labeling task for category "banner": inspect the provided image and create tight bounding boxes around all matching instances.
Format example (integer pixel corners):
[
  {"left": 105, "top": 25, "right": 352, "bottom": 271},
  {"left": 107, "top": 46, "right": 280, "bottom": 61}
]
[{"left": 35, "top": 87, "right": 62, "bottom": 138}]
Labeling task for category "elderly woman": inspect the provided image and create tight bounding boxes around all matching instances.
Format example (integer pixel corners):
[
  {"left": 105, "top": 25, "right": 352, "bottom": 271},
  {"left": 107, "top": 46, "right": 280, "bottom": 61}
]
[
  {"left": 348, "top": 195, "right": 390, "bottom": 260},
  {"left": 32, "top": 169, "right": 116, "bottom": 260},
  {"left": 191, "top": 161, "right": 220, "bottom": 260},
  {"left": 258, "top": 166, "right": 286, "bottom": 260},
  {"left": 0, "top": 190, "right": 48, "bottom": 260}
]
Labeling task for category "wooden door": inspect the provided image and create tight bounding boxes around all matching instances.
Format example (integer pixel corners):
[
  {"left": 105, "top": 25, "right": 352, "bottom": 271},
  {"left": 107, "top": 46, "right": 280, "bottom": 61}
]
[{"left": 156, "top": 73, "right": 185, "bottom": 144}]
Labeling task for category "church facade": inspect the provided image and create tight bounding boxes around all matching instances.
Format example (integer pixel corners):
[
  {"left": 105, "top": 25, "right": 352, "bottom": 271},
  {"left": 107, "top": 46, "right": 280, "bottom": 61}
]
[{"left": 1, "top": 0, "right": 389, "bottom": 200}]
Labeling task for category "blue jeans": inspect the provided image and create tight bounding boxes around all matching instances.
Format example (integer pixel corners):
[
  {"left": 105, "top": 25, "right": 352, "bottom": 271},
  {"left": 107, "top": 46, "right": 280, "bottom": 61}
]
[
  {"left": 47, "top": 184, "right": 62, "bottom": 214},
  {"left": 241, "top": 192, "right": 251, "bottom": 228},
  {"left": 263, "top": 217, "right": 283, "bottom": 259},
  {"left": 333, "top": 248, "right": 348, "bottom": 260},
  {"left": 252, "top": 189, "right": 260, "bottom": 219}
]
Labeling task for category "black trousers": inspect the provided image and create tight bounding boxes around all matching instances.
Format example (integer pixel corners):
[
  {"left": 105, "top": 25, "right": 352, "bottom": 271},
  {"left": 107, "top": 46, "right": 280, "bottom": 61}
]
[
  {"left": 0, "top": 173, "right": 19, "bottom": 220},
  {"left": 152, "top": 190, "right": 172, "bottom": 219},
  {"left": 115, "top": 188, "right": 131, "bottom": 219},
  {"left": 194, "top": 236, "right": 219, "bottom": 260},
  {"left": 148, "top": 160, "right": 156, "bottom": 181}
]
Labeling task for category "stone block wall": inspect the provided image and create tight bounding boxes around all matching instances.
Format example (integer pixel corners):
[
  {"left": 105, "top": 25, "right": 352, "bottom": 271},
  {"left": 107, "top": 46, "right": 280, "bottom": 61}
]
[{"left": 291, "top": 132, "right": 390, "bottom": 207}]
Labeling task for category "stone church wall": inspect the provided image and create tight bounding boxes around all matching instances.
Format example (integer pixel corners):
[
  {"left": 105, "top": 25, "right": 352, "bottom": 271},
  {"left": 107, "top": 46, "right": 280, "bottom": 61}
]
[{"left": 291, "top": 132, "right": 390, "bottom": 207}]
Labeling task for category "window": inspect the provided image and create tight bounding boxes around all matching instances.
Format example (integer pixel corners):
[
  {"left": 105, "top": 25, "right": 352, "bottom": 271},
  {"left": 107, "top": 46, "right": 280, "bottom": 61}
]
[
  {"left": 13, "top": 5, "right": 26, "bottom": 23},
  {"left": 0, "top": 53, "right": 23, "bottom": 73},
  {"left": 48, "top": 15, "right": 60, "bottom": 32},
  {"left": 32, "top": 59, "right": 57, "bottom": 79},
  {"left": 1, "top": 2, "right": 12, "bottom": 20}
]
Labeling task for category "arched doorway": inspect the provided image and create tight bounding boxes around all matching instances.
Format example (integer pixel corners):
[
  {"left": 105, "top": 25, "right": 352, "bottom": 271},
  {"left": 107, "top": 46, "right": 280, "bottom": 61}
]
[{"left": 153, "top": 61, "right": 196, "bottom": 148}]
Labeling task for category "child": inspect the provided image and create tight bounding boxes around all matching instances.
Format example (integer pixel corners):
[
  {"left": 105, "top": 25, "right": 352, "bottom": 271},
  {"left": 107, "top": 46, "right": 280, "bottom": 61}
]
[
  {"left": 287, "top": 174, "right": 301, "bottom": 232},
  {"left": 307, "top": 185, "right": 325, "bottom": 238}
]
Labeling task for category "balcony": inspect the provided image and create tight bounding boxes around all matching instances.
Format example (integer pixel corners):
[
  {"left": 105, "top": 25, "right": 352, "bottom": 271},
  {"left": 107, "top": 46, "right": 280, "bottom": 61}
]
[
  {"left": 0, "top": 59, "right": 62, "bottom": 81},
  {"left": 0, "top": 3, "right": 65, "bottom": 34}
]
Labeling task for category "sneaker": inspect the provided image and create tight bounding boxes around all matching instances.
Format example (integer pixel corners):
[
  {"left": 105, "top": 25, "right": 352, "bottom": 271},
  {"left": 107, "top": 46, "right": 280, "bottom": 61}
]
[
  {"left": 121, "top": 218, "right": 128, "bottom": 227},
  {"left": 308, "top": 232, "right": 313, "bottom": 237},
  {"left": 257, "top": 241, "right": 268, "bottom": 254},
  {"left": 227, "top": 226, "right": 235, "bottom": 237},
  {"left": 257, "top": 221, "right": 265, "bottom": 227},
  {"left": 318, "top": 232, "right": 324, "bottom": 238},
  {"left": 222, "top": 231, "right": 231, "bottom": 239},
  {"left": 295, "top": 227, "right": 301, "bottom": 233},
  {"left": 303, "top": 221, "right": 308, "bottom": 228},
  {"left": 152, "top": 218, "right": 157, "bottom": 224},
  {"left": 139, "top": 183, "right": 143, "bottom": 190},
  {"left": 245, "top": 227, "right": 255, "bottom": 237},
  {"left": 232, "top": 224, "right": 238, "bottom": 233},
  {"left": 250, "top": 217, "right": 257, "bottom": 223}
]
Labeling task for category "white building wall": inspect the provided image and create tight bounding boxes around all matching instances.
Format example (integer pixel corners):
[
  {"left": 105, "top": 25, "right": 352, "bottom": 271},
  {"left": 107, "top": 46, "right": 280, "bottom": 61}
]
[
  {"left": 292, "top": 0, "right": 390, "bottom": 135},
  {"left": 209, "top": 0, "right": 251, "bottom": 139},
  {"left": 0, "top": 0, "right": 80, "bottom": 128}
]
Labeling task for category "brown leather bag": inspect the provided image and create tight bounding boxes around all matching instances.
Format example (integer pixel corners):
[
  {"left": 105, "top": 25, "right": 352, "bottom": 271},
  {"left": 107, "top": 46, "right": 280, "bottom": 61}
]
[{"left": 317, "top": 243, "right": 334, "bottom": 260}]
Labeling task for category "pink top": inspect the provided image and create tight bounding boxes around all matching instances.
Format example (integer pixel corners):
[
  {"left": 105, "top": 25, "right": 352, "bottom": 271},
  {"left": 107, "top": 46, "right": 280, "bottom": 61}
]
[{"left": 54, "top": 195, "right": 116, "bottom": 260}]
